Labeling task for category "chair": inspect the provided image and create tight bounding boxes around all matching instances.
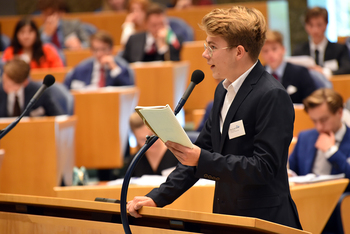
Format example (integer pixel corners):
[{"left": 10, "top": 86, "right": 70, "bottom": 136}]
[
  {"left": 81, "top": 22, "right": 97, "bottom": 36},
  {"left": 168, "top": 17, "right": 194, "bottom": 42},
  {"left": 308, "top": 69, "right": 332, "bottom": 88},
  {"left": 341, "top": 192, "right": 350, "bottom": 234},
  {"left": 48, "top": 83, "right": 74, "bottom": 115}
]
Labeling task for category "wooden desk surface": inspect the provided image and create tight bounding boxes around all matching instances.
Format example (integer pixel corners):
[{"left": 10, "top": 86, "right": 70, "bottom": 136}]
[
  {"left": 0, "top": 193, "right": 309, "bottom": 234},
  {"left": 55, "top": 178, "right": 348, "bottom": 234}
]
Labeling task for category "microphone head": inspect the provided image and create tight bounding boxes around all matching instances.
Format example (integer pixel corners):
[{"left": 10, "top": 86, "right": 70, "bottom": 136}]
[
  {"left": 43, "top": 74, "right": 56, "bottom": 87},
  {"left": 191, "top": 70, "right": 205, "bottom": 85}
]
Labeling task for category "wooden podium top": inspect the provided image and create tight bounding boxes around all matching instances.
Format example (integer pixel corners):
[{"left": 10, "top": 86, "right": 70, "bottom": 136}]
[{"left": 0, "top": 193, "right": 309, "bottom": 234}]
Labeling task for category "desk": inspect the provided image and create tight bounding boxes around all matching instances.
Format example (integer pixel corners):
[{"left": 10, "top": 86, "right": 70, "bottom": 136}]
[
  {"left": 131, "top": 61, "right": 189, "bottom": 110},
  {"left": 72, "top": 86, "right": 139, "bottom": 169},
  {"left": 0, "top": 149, "right": 4, "bottom": 169},
  {"left": 330, "top": 75, "right": 350, "bottom": 102},
  {"left": 30, "top": 67, "right": 72, "bottom": 83},
  {"left": 0, "top": 193, "right": 309, "bottom": 234},
  {"left": 55, "top": 178, "right": 348, "bottom": 234},
  {"left": 0, "top": 116, "right": 76, "bottom": 197}
]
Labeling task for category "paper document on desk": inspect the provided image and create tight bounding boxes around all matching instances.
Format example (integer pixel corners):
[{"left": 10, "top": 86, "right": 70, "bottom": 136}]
[
  {"left": 288, "top": 173, "right": 345, "bottom": 184},
  {"left": 285, "top": 56, "right": 316, "bottom": 68}
]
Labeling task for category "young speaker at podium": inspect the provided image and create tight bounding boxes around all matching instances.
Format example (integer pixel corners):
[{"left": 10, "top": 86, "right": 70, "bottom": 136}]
[{"left": 127, "top": 5, "right": 302, "bottom": 230}]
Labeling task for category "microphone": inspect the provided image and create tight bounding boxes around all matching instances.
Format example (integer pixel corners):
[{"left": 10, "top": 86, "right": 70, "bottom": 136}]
[
  {"left": 174, "top": 70, "right": 205, "bottom": 115},
  {"left": 0, "top": 75, "right": 56, "bottom": 140}
]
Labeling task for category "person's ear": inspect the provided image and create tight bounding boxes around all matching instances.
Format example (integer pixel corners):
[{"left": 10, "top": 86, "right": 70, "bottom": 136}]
[{"left": 236, "top": 45, "right": 246, "bottom": 60}]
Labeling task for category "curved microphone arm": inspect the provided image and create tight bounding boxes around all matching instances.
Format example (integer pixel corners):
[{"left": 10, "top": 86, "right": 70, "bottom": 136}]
[{"left": 120, "top": 135, "right": 159, "bottom": 234}]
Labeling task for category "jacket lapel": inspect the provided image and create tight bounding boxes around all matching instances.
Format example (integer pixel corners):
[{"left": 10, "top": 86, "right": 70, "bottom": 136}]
[
  {"left": 211, "top": 83, "right": 226, "bottom": 152},
  {"left": 219, "top": 61, "right": 265, "bottom": 152}
]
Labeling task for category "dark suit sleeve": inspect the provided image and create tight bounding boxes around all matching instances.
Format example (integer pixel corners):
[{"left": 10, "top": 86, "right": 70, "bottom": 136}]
[
  {"left": 110, "top": 61, "right": 134, "bottom": 86},
  {"left": 122, "top": 37, "right": 133, "bottom": 63},
  {"left": 333, "top": 44, "right": 350, "bottom": 75},
  {"left": 299, "top": 67, "right": 317, "bottom": 101},
  {"left": 195, "top": 88, "right": 294, "bottom": 184},
  {"left": 41, "top": 90, "right": 65, "bottom": 116},
  {"left": 63, "top": 70, "right": 75, "bottom": 89},
  {"left": 288, "top": 136, "right": 301, "bottom": 175},
  {"left": 328, "top": 146, "right": 350, "bottom": 178}
]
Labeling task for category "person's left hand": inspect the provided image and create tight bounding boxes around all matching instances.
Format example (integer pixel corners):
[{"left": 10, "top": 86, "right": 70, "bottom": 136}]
[
  {"left": 100, "top": 55, "right": 118, "bottom": 70},
  {"left": 156, "top": 27, "right": 167, "bottom": 48},
  {"left": 315, "top": 131, "right": 336, "bottom": 152},
  {"left": 165, "top": 141, "right": 201, "bottom": 166},
  {"left": 309, "top": 65, "right": 324, "bottom": 74}
]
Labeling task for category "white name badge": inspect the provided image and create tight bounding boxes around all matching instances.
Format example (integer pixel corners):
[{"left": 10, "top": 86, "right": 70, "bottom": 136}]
[{"left": 228, "top": 120, "right": 246, "bottom": 139}]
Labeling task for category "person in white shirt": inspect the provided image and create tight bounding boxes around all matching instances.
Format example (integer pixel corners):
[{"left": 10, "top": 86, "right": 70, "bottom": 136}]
[
  {"left": 0, "top": 58, "right": 63, "bottom": 117},
  {"left": 64, "top": 31, "right": 134, "bottom": 90},
  {"left": 293, "top": 6, "right": 350, "bottom": 77}
]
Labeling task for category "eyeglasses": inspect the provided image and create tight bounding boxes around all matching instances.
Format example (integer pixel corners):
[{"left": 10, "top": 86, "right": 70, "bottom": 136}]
[
  {"left": 204, "top": 43, "right": 248, "bottom": 58},
  {"left": 204, "top": 43, "right": 231, "bottom": 58}
]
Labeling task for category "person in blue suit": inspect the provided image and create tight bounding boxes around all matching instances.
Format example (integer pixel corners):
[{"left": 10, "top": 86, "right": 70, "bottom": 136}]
[
  {"left": 289, "top": 88, "right": 350, "bottom": 234},
  {"left": 289, "top": 88, "right": 350, "bottom": 189},
  {"left": 64, "top": 31, "right": 134, "bottom": 90},
  {"left": 0, "top": 58, "right": 63, "bottom": 117}
]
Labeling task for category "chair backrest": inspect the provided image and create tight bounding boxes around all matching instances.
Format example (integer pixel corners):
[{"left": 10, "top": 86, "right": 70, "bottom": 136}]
[
  {"left": 49, "top": 83, "right": 74, "bottom": 115},
  {"left": 168, "top": 17, "right": 194, "bottom": 42},
  {"left": 308, "top": 69, "right": 332, "bottom": 88},
  {"left": 81, "top": 22, "right": 97, "bottom": 36}
]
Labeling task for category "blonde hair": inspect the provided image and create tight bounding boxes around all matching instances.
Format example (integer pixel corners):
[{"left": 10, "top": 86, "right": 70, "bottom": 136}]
[
  {"left": 3, "top": 58, "right": 30, "bottom": 84},
  {"left": 265, "top": 30, "right": 284, "bottom": 46},
  {"left": 200, "top": 5, "right": 267, "bottom": 61},
  {"left": 303, "top": 88, "right": 343, "bottom": 114},
  {"left": 129, "top": 112, "right": 145, "bottom": 133}
]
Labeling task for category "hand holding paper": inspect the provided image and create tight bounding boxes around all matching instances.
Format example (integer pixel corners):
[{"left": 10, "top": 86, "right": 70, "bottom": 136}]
[{"left": 165, "top": 141, "right": 201, "bottom": 166}]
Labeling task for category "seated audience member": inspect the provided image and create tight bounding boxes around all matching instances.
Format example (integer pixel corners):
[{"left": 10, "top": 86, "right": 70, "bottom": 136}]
[
  {"left": 64, "top": 31, "right": 134, "bottom": 90},
  {"left": 289, "top": 88, "right": 350, "bottom": 182},
  {"left": 127, "top": 112, "right": 178, "bottom": 177},
  {"left": 261, "top": 30, "right": 317, "bottom": 103},
  {"left": 293, "top": 7, "right": 350, "bottom": 76},
  {"left": 0, "top": 59, "right": 64, "bottom": 117},
  {"left": 2, "top": 18, "right": 64, "bottom": 69},
  {"left": 289, "top": 88, "right": 350, "bottom": 234},
  {"left": 120, "top": 0, "right": 150, "bottom": 46},
  {"left": 38, "top": 0, "right": 90, "bottom": 50},
  {"left": 122, "top": 3, "right": 183, "bottom": 63}
]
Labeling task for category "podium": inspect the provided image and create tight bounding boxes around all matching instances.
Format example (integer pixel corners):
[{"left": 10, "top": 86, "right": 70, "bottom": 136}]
[
  {"left": 71, "top": 86, "right": 139, "bottom": 168},
  {"left": 0, "top": 116, "right": 76, "bottom": 197},
  {"left": 55, "top": 179, "right": 349, "bottom": 234},
  {"left": 0, "top": 193, "right": 309, "bottom": 234}
]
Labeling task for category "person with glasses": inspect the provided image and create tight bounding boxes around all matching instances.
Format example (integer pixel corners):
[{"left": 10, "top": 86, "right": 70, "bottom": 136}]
[
  {"left": 63, "top": 31, "right": 134, "bottom": 90},
  {"left": 127, "top": 5, "right": 302, "bottom": 230}
]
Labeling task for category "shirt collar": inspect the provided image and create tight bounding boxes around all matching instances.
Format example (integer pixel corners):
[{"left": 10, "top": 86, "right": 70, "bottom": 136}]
[
  {"left": 335, "top": 123, "right": 346, "bottom": 143},
  {"left": 310, "top": 36, "right": 328, "bottom": 52},
  {"left": 222, "top": 60, "right": 258, "bottom": 94},
  {"left": 265, "top": 61, "right": 287, "bottom": 79}
]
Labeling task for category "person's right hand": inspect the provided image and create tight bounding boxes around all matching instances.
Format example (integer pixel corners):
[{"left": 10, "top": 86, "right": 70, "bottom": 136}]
[
  {"left": 124, "top": 13, "right": 136, "bottom": 23},
  {"left": 43, "top": 13, "right": 59, "bottom": 37},
  {"left": 127, "top": 196, "right": 156, "bottom": 218}
]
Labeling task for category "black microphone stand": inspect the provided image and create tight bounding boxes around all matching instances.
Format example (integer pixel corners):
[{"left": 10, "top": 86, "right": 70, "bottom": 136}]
[{"left": 120, "top": 106, "right": 183, "bottom": 234}]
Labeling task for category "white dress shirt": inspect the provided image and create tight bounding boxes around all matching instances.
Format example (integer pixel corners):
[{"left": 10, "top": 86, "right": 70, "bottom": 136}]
[
  {"left": 220, "top": 61, "right": 258, "bottom": 133},
  {"left": 7, "top": 86, "right": 25, "bottom": 116}
]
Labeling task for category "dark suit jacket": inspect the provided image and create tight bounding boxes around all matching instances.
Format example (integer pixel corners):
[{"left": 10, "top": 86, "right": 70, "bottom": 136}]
[
  {"left": 122, "top": 32, "right": 182, "bottom": 63},
  {"left": 0, "top": 81, "right": 64, "bottom": 117},
  {"left": 289, "top": 127, "right": 350, "bottom": 191},
  {"left": 63, "top": 57, "right": 134, "bottom": 89},
  {"left": 147, "top": 61, "right": 302, "bottom": 229},
  {"left": 293, "top": 41, "right": 350, "bottom": 75},
  {"left": 279, "top": 62, "right": 317, "bottom": 104},
  {"left": 130, "top": 149, "right": 178, "bottom": 177}
]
